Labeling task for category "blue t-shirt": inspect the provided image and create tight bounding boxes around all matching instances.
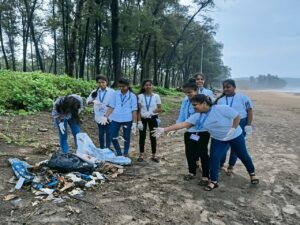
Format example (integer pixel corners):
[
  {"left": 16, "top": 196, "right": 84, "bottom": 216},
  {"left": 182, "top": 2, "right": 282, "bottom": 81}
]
[
  {"left": 176, "top": 98, "right": 195, "bottom": 123},
  {"left": 217, "top": 93, "right": 253, "bottom": 119},
  {"left": 186, "top": 105, "right": 242, "bottom": 141},
  {"left": 109, "top": 90, "right": 138, "bottom": 122},
  {"left": 198, "top": 87, "right": 214, "bottom": 101}
]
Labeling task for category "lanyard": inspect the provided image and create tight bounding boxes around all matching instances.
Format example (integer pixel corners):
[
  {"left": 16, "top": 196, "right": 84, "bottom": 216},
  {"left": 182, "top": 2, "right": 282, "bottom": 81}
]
[
  {"left": 226, "top": 95, "right": 235, "bottom": 107},
  {"left": 144, "top": 94, "right": 153, "bottom": 111},
  {"left": 120, "top": 92, "right": 131, "bottom": 107},
  {"left": 98, "top": 89, "right": 107, "bottom": 103},
  {"left": 196, "top": 107, "right": 212, "bottom": 130}
]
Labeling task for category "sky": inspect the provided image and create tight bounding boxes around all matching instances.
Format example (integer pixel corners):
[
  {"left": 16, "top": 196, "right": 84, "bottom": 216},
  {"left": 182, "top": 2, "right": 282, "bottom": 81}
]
[{"left": 181, "top": 0, "right": 300, "bottom": 78}]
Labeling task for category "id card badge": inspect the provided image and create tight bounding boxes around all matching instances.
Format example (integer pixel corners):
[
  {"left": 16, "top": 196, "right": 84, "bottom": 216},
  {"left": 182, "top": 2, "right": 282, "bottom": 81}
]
[
  {"left": 99, "top": 103, "right": 106, "bottom": 112},
  {"left": 190, "top": 134, "right": 200, "bottom": 141}
]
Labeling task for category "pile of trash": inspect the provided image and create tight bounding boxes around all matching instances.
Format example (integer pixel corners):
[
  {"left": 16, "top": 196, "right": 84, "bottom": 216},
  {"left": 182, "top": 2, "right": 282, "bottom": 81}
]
[{"left": 4, "top": 133, "right": 129, "bottom": 205}]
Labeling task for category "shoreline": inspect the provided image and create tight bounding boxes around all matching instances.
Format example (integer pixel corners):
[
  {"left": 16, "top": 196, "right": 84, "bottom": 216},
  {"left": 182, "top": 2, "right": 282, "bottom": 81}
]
[{"left": 238, "top": 88, "right": 300, "bottom": 95}]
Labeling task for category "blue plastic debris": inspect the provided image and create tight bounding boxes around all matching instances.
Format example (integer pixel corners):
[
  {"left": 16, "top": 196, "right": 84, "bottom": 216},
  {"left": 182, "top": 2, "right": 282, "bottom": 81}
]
[{"left": 8, "top": 158, "right": 35, "bottom": 183}]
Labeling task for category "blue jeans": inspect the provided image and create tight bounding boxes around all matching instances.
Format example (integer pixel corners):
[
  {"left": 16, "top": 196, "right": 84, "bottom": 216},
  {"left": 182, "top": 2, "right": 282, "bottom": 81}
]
[
  {"left": 97, "top": 123, "right": 111, "bottom": 149},
  {"left": 210, "top": 134, "right": 255, "bottom": 183},
  {"left": 220, "top": 118, "right": 247, "bottom": 167},
  {"left": 54, "top": 118, "right": 80, "bottom": 153},
  {"left": 110, "top": 120, "right": 132, "bottom": 156}
]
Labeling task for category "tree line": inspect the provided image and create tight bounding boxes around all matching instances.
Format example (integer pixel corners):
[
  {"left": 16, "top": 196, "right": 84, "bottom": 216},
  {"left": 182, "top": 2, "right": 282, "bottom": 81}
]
[
  {"left": 0, "top": 0, "right": 230, "bottom": 88},
  {"left": 236, "top": 74, "right": 287, "bottom": 89}
]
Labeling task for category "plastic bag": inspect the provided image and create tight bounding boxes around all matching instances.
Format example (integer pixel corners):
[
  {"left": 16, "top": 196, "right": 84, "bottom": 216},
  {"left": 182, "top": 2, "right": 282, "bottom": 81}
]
[
  {"left": 47, "top": 152, "right": 95, "bottom": 173},
  {"left": 8, "top": 158, "right": 35, "bottom": 183},
  {"left": 76, "top": 133, "right": 131, "bottom": 165}
]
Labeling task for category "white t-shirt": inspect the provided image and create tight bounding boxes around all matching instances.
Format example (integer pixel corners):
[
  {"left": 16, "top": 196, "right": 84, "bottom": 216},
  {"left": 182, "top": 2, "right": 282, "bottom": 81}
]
[
  {"left": 86, "top": 87, "right": 115, "bottom": 123},
  {"left": 138, "top": 93, "right": 161, "bottom": 118},
  {"left": 186, "top": 105, "right": 242, "bottom": 141},
  {"left": 217, "top": 92, "right": 253, "bottom": 119}
]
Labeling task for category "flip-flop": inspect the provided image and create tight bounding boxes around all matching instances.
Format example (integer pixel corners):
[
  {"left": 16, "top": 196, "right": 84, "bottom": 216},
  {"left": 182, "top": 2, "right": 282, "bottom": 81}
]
[
  {"left": 226, "top": 166, "right": 234, "bottom": 176},
  {"left": 250, "top": 174, "right": 259, "bottom": 184},
  {"left": 198, "top": 179, "right": 209, "bottom": 186},
  {"left": 151, "top": 157, "right": 160, "bottom": 163},
  {"left": 204, "top": 182, "right": 219, "bottom": 191},
  {"left": 183, "top": 174, "right": 196, "bottom": 181}
]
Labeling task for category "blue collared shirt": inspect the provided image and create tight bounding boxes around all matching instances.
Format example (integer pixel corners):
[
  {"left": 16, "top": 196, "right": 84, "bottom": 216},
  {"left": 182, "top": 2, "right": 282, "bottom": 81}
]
[
  {"left": 109, "top": 90, "right": 138, "bottom": 122},
  {"left": 217, "top": 92, "right": 253, "bottom": 119},
  {"left": 198, "top": 87, "right": 215, "bottom": 101},
  {"left": 176, "top": 98, "right": 195, "bottom": 123},
  {"left": 186, "top": 105, "right": 242, "bottom": 141}
]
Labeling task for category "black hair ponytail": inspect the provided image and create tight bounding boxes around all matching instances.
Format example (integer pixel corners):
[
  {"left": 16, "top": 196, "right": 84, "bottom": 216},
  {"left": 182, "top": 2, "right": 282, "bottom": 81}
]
[
  {"left": 91, "top": 87, "right": 100, "bottom": 98},
  {"left": 192, "top": 94, "right": 214, "bottom": 106}
]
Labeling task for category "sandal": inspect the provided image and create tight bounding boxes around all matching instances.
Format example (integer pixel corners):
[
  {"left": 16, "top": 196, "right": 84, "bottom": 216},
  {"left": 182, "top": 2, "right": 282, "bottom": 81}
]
[
  {"left": 183, "top": 174, "right": 196, "bottom": 181},
  {"left": 198, "top": 179, "right": 209, "bottom": 186},
  {"left": 226, "top": 166, "right": 234, "bottom": 176},
  {"left": 204, "top": 182, "right": 219, "bottom": 191},
  {"left": 137, "top": 157, "right": 144, "bottom": 162},
  {"left": 151, "top": 157, "right": 160, "bottom": 163},
  {"left": 250, "top": 174, "right": 259, "bottom": 185}
]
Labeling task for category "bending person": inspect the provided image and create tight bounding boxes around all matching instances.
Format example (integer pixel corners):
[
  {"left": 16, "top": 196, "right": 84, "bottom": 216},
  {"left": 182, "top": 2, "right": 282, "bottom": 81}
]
[{"left": 52, "top": 94, "right": 83, "bottom": 153}]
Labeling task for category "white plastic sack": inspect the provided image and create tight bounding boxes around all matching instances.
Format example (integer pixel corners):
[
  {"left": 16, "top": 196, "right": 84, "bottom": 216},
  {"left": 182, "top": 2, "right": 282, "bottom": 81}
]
[{"left": 76, "top": 133, "right": 131, "bottom": 165}]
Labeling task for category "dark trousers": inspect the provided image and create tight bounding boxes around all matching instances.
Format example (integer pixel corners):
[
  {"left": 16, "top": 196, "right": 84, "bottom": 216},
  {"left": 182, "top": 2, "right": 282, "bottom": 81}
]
[
  {"left": 110, "top": 120, "right": 132, "bottom": 156},
  {"left": 139, "top": 115, "right": 158, "bottom": 154},
  {"left": 184, "top": 131, "right": 210, "bottom": 178},
  {"left": 97, "top": 123, "right": 111, "bottom": 149}
]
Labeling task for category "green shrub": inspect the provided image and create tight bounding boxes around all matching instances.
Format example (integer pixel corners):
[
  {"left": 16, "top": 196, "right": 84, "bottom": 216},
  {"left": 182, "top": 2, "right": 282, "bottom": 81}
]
[
  {"left": 0, "top": 70, "right": 183, "bottom": 115},
  {"left": 0, "top": 70, "right": 95, "bottom": 114}
]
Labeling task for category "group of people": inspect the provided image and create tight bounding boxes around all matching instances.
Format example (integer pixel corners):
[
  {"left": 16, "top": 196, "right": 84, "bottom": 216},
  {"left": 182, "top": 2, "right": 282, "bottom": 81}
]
[
  {"left": 51, "top": 73, "right": 259, "bottom": 191},
  {"left": 52, "top": 76, "right": 162, "bottom": 162}
]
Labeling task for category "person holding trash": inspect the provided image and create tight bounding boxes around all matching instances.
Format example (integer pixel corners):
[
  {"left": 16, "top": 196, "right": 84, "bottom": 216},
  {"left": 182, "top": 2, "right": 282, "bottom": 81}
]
[
  {"left": 86, "top": 75, "right": 115, "bottom": 149},
  {"left": 52, "top": 94, "right": 84, "bottom": 153},
  {"left": 137, "top": 79, "right": 162, "bottom": 162},
  {"left": 152, "top": 94, "right": 259, "bottom": 191},
  {"left": 215, "top": 79, "right": 254, "bottom": 175},
  {"left": 102, "top": 78, "right": 138, "bottom": 157}
]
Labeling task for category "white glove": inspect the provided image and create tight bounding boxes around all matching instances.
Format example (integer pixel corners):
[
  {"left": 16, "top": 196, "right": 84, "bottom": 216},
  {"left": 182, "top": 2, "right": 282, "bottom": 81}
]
[
  {"left": 137, "top": 121, "right": 144, "bottom": 131},
  {"left": 58, "top": 122, "right": 65, "bottom": 134},
  {"left": 142, "top": 111, "right": 152, "bottom": 118},
  {"left": 244, "top": 125, "right": 253, "bottom": 137},
  {"left": 131, "top": 123, "right": 137, "bottom": 135},
  {"left": 223, "top": 128, "right": 236, "bottom": 141},
  {"left": 152, "top": 127, "right": 165, "bottom": 138},
  {"left": 100, "top": 116, "right": 109, "bottom": 125}
]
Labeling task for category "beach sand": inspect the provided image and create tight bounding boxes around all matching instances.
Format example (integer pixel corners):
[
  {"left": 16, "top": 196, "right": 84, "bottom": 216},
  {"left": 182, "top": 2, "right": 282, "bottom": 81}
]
[{"left": 0, "top": 90, "right": 299, "bottom": 224}]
